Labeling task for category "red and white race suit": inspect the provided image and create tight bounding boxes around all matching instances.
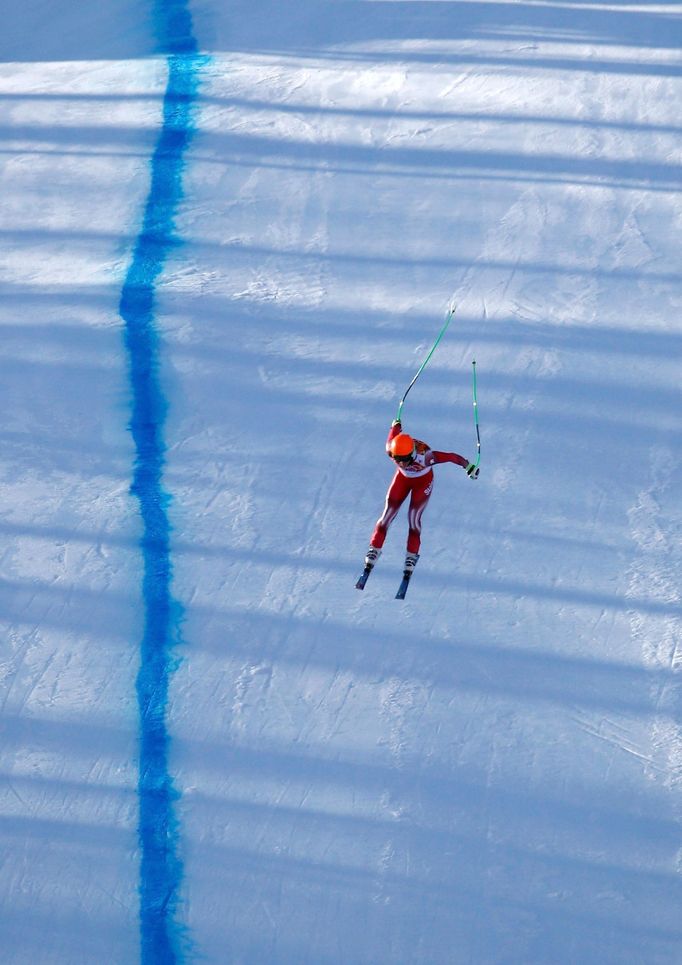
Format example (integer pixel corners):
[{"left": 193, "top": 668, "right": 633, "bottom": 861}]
[{"left": 370, "top": 422, "right": 468, "bottom": 554}]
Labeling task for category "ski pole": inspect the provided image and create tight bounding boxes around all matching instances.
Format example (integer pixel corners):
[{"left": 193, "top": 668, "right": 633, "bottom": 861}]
[
  {"left": 472, "top": 359, "right": 481, "bottom": 469},
  {"left": 395, "top": 306, "right": 455, "bottom": 423}
]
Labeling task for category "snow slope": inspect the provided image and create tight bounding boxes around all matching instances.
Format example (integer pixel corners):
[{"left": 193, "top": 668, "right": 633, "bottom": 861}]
[
  {"left": 1, "top": 1, "right": 681, "bottom": 963},
  {"left": 0, "top": 6, "right": 165, "bottom": 963}
]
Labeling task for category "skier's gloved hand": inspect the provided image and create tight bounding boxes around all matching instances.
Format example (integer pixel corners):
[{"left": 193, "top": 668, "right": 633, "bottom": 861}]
[
  {"left": 466, "top": 462, "right": 479, "bottom": 479},
  {"left": 392, "top": 419, "right": 402, "bottom": 428}
]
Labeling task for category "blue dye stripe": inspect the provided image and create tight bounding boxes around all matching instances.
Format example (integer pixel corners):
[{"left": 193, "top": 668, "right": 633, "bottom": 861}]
[{"left": 119, "top": 4, "right": 206, "bottom": 961}]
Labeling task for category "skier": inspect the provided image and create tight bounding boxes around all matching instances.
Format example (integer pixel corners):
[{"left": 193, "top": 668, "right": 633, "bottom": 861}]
[{"left": 362, "top": 419, "right": 479, "bottom": 582}]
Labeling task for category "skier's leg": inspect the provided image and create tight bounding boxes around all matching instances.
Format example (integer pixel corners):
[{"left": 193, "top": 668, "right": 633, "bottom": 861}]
[
  {"left": 406, "top": 473, "right": 433, "bottom": 555},
  {"left": 370, "top": 472, "right": 410, "bottom": 549}
]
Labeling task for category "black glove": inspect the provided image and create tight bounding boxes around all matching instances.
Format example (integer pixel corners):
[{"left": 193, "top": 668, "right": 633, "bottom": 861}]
[{"left": 466, "top": 462, "right": 479, "bottom": 479}]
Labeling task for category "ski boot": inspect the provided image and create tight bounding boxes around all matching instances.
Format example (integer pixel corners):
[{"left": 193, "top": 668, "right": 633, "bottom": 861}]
[
  {"left": 356, "top": 546, "right": 381, "bottom": 590},
  {"left": 403, "top": 552, "right": 419, "bottom": 574},
  {"left": 396, "top": 553, "right": 419, "bottom": 599}
]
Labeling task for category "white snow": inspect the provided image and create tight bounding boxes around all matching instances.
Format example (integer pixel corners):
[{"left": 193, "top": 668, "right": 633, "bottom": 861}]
[{"left": 1, "top": 1, "right": 681, "bottom": 963}]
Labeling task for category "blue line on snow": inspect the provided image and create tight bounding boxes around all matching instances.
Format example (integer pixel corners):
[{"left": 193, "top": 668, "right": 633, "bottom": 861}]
[{"left": 119, "top": 4, "right": 205, "bottom": 961}]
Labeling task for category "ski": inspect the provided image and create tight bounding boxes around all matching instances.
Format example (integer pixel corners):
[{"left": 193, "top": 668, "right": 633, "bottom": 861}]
[
  {"left": 355, "top": 566, "right": 373, "bottom": 590},
  {"left": 395, "top": 571, "right": 412, "bottom": 599}
]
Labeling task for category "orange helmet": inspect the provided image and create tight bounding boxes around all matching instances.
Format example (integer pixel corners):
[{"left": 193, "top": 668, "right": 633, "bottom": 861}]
[{"left": 389, "top": 433, "right": 415, "bottom": 461}]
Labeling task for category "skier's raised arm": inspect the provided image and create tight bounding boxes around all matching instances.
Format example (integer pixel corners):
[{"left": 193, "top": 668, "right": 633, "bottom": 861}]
[{"left": 385, "top": 419, "right": 403, "bottom": 454}]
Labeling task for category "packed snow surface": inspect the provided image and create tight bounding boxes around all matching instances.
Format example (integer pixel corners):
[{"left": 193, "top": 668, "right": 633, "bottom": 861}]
[{"left": 1, "top": 1, "right": 681, "bottom": 963}]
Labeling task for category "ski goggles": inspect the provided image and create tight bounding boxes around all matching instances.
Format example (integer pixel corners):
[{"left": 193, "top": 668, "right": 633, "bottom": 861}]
[{"left": 392, "top": 451, "right": 415, "bottom": 464}]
